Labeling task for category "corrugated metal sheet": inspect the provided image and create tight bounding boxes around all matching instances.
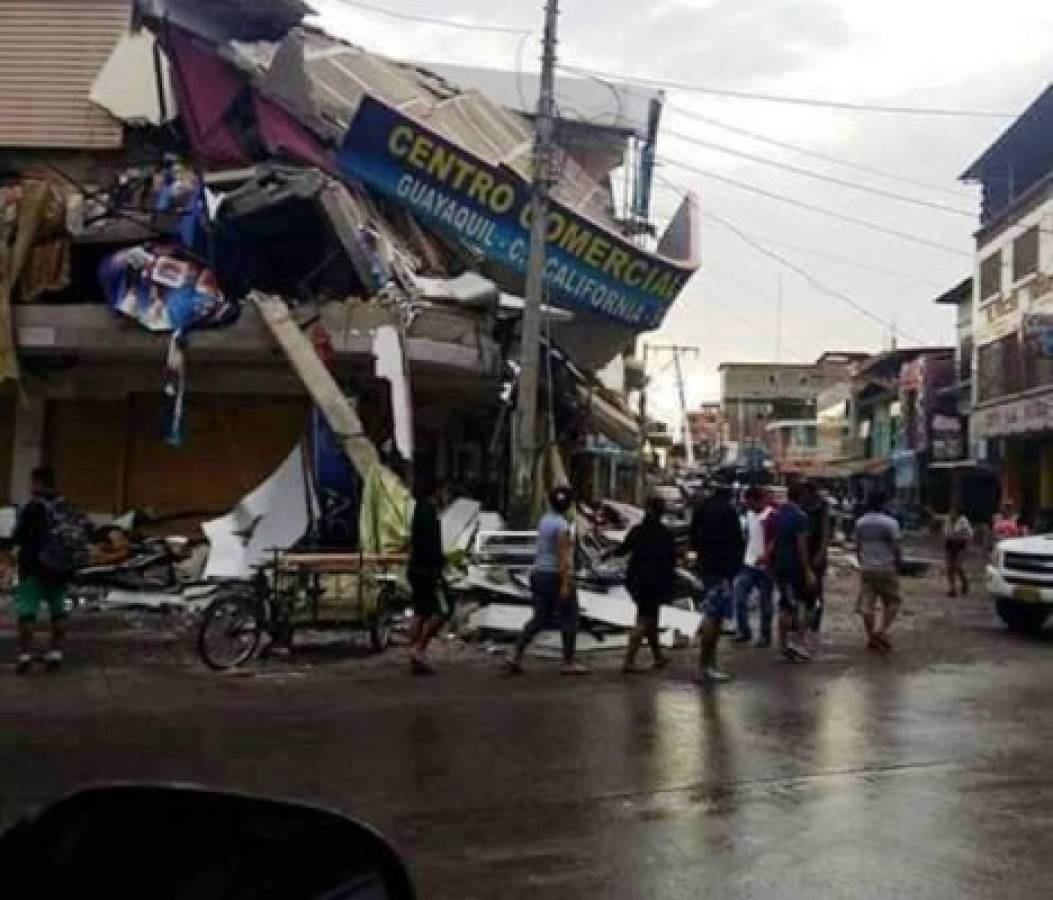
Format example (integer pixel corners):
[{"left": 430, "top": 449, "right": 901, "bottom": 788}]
[{"left": 0, "top": 0, "right": 129, "bottom": 148}]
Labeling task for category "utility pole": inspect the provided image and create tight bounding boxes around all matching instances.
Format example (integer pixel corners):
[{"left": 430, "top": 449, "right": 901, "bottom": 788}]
[
  {"left": 775, "top": 273, "right": 784, "bottom": 363},
  {"left": 636, "top": 343, "right": 650, "bottom": 504},
  {"left": 511, "top": 0, "right": 559, "bottom": 524},
  {"left": 649, "top": 344, "right": 701, "bottom": 471}
]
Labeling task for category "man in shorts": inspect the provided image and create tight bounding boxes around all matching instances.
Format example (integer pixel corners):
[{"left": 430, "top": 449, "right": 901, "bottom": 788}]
[
  {"left": 854, "top": 492, "right": 903, "bottom": 652},
  {"left": 690, "top": 483, "right": 745, "bottom": 683},
  {"left": 605, "top": 495, "right": 675, "bottom": 673},
  {"left": 407, "top": 475, "right": 449, "bottom": 675},
  {"left": 772, "top": 482, "right": 817, "bottom": 662},
  {"left": 6, "top": 467, "right": 68, "bottom": 673}
]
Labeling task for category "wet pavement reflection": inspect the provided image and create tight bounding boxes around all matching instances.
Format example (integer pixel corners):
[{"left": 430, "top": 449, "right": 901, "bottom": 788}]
[{"left": 2, "top": 591, "right": 1052, "bottom": 898}]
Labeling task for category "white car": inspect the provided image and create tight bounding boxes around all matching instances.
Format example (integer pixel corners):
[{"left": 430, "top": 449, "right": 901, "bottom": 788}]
[{"left": 988, "top": 535, "right": 1053, "bottom": 633}]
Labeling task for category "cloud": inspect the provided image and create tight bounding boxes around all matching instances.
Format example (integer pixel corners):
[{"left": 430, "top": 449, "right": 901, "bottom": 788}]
[{"left": 563, "top": 0, "right": 856, "bottom": 85}]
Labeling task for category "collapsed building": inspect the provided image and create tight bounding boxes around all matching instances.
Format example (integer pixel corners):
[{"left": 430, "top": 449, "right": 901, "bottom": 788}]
[{"left": 0, "top": 0, "right": 699, "bottom": 535}]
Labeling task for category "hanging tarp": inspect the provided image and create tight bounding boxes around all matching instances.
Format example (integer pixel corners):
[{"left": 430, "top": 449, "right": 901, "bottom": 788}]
[
  {"left": 338, "top": 97, "right": 696, "bottom": 331},
  {"left": 309, "top": 407, "right": 362, "bottom": 548},
  {"left": 99, "top": 245, "right": 239, "bottom": 445},
  {"left": 359, "top": 464, "right": 412, "bottom": 555}
]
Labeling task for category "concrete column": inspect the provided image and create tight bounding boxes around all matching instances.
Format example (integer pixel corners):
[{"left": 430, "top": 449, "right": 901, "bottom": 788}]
[{"left": 9, "top": 392, "right": 46, "bottom": 504}]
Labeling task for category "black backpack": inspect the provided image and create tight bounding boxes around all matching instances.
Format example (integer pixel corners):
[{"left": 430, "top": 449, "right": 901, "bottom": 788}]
[{"left": 37, "top": 498, "right": 93, "bottom": 582}]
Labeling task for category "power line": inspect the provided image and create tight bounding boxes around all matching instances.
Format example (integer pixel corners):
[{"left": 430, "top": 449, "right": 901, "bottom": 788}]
[
  {"left": 653, "top": 178, "right": 952, "bottom": 289},
  {"left": 713, "top": 228, "right": 951, "bottom": 289},
  {"left": 324, "top": 0, "right": 532, "bottom": 35},
  {"left": 657, "top": 156, "right": 972, "bottom": 257},
  {"left": 665, "top": 105, "right": 974, "bottom": 199},
  {"left": 699, "top": 291, "right": 812, "bottom": 363},
  {"left": 557, "top": 62, "right": 1014, "bottom": 119},
  {"left": 652, "top": 175, "right": 938, "bottom": 345},
  {"left": 706, "top": 208, "right": 935, "bottom": 345},
  {"left": 663, "top": 128, "right": 974, "bottom": 217}
]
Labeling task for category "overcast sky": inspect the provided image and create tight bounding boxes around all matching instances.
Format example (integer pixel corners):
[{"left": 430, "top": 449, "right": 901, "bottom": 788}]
[{"left": 311, "top": 0, "right": 1052, "bottom": 432}]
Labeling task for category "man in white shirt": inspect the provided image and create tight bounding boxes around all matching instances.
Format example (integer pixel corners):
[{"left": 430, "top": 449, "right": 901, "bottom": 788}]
[
  {"left": 732, "top": 486, "right": 775, "bottom": 647},
  {"left": 855, "top": 492, "right": 903, "bottom": 653}
]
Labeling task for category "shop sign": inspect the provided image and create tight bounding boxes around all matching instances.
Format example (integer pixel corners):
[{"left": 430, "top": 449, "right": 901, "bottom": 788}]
[
  {"left": 930, "top": 413, "right": 965, "bottom": 461},
  {"left": 973, "top": 393, "right": 1053, "bottom": 438},
  {"left": 338, "top": 98, "right": 695, "bottom": 330},
  {"left": 1022, "top": 314, "right": 1053, "bottom": 358}
]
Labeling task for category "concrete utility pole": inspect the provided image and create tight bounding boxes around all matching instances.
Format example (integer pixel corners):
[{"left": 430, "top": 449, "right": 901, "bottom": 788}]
[
  {"left": 511, "top": 0, "right": 560, "bottom": 523},
  {"left": 649, "top": 344, "right": 701, "bottom": 470},
  {"left": 636, "top": 343, "right": 650, "bottom": 504}
]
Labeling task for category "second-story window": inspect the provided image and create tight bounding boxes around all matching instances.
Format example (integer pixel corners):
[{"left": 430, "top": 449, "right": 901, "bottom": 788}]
[
  {"left": 980, "top": 250, "right": 1002, "bottom": 301},
  {"left": 1013, "top": 225, "right": 1040, "bottom": 282}
]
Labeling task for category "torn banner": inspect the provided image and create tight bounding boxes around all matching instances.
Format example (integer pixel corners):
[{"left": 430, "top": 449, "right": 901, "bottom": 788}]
[
  {"left": 99, "top": 245, "right": 238, "bottom": 445},
  {"left": 203, "top": 445, "right": 310, "bottom": 580}
]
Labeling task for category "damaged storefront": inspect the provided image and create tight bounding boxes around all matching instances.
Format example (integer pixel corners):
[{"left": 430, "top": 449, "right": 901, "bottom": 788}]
[{"left": 1, "top": 0, "right": 698, "bottom": 533}]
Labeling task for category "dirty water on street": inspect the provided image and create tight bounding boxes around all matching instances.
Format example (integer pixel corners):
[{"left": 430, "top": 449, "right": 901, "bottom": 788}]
[{"left": 2, "top": 577, "right": 1052, "bottom": 899}]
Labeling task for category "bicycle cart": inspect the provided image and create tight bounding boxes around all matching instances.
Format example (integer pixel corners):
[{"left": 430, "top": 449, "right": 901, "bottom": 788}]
[{"left": 197, "top": 550, "right": 407, "bottom": 671}]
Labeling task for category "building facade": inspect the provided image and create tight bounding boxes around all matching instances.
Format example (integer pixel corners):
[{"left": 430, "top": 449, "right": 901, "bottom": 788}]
[
  {"left": 718, "top": 352, "right": 867, "bottom": 466},
  {"left": 963, "top": 85, "right": 1053, "bottom": 518},
  {"left": 686, "top": 403, "right": 722, "bottom": 464}
]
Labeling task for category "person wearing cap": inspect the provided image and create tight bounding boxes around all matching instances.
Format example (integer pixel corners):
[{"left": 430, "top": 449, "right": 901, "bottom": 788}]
[
  {"left": 506, "top": 486, "right": 588, "bottom": 676},
  {"left": 690, "top": 482, "right": 746, "bottom": 684}
]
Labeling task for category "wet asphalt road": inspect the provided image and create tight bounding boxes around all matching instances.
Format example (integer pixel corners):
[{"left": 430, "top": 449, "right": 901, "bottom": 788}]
[{"left": 1, "top": 571, "right": 1052, "bottom": 899}]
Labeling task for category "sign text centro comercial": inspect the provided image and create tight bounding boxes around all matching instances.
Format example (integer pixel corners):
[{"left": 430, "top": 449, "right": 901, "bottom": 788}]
[{"left": 338, "top": 98, "right": 695, "bottom": 330}]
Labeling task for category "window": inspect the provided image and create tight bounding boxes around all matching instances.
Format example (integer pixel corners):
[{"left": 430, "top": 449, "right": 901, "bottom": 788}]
[
  {"left": 980, "top": 250, "right": 1002, "bottom": 301},
  {"left": 977, "top": 334, "right": 1024, "bottom": 402},
  {"left": 1013, "top": 226, "right": 1040, "bottom": 282}
]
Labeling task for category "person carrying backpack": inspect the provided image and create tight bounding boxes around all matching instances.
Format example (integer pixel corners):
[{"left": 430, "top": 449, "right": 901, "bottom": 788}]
[{"left": 7, "top": 467, "right": 88, "bottom": 674}]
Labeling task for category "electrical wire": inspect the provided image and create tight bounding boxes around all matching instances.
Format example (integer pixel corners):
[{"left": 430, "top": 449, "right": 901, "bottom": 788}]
[
  {"left": 663, "top": 128, "right": 975, "bottom": 218},
  {"left": 697, "top": 292, "right": 812, "bottom": 364},
  {"left": 706, "top": 207, "right": 936, "bottom": 346},
  {"left": 324, "top": 0, "right": 532, "bottom": 35},
  {"left": 652, "top": 175, "right": 940, "bottom": 346},
  {"left": 650, "top": 178, "right": 949, "bottom": 288},
  {"left": 666, "top": 104, "right": 974, "bottom": 199},
  {"left": 657, "top": 156, "right": 972, "bottom": 257},
  {"left": 557, "top": 63, "right": 1015, "bottom": 119}
]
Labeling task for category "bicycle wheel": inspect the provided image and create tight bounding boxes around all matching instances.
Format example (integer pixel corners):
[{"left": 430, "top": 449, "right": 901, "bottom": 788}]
[
  {"left": 368, "top": 582, "right": 396, "bottom": 653},
  {"left": 197, "top": 591, "right": 263, "bottom": 670}
]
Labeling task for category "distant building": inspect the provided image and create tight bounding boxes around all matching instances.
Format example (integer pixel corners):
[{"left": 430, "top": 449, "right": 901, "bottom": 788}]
[
  {"left": 765, "top": 419, "right": 820, "bottom": 478},
  {"left": 962, "top": 84, "right": 1053, "bottom": 519},
  {"left": 718, "top": 353, "right": 867, "bottom": 463},
  {"left": 686, "top": 403, "right": 722, "bottom": 463}
]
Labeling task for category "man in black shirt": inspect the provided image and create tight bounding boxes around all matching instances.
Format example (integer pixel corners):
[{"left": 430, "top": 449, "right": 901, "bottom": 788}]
[
  {"left": 407, "top": 475, "right": 448, "bottom": 675},
  {"left": 801, "top": 481, "right": 832, "bottom": 641},
  {"left": 606, "top": 496, "right": 675, "bottom": 673},
  {"left": 690, "top": 484, "right": 745, "bottom": 684},
  {"left": 5, "top": 467, "right": 68, "bottom": 673}
]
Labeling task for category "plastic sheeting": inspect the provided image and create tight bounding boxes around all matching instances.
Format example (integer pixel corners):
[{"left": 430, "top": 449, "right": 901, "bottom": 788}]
[
  {"left": 358, "top": 464, "right": 411, "bottom": 555},
  {"left": 203, "top": 445, "right": 310, "bottom": 579}
]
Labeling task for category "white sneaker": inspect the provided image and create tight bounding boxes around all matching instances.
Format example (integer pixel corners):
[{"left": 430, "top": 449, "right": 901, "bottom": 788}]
[
  {"left": 15, "top": 653, "right": 32, "bottom": 675},
  {"left": 44, "top": 650, "right": 63, "bottom": 671},
  {"left": 785, "top": 640, "right": 811, "bottom": 662}
]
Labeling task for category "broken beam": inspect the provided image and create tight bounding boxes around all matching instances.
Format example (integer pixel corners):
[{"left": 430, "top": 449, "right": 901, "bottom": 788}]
[{"left": 251, "top": 291, "right": 379, "bottom": 479}]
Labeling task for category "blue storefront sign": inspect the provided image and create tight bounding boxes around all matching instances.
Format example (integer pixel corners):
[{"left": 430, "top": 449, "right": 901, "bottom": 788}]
[{"left": 338, "top": 98, "right": 695, "bottom": 330}]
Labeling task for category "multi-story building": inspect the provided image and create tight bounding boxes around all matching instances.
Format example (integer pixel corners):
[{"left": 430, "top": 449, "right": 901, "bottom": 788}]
[
  {"left": 816, "top": 379, "right": 858, "bottom": 471},
  {"left": 962, "top": 85, "right": 1053, "bottom": 517},
  {"left": 0, "top": 0, "right": 699, "bottom": 522},
  {"left": 718, "top": 352, "right": 867, "bottom": 464},
  {"left": 765, "top": 419, "right": 820, "bottom": 478}
]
